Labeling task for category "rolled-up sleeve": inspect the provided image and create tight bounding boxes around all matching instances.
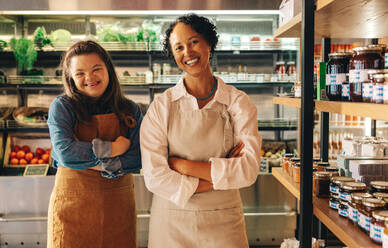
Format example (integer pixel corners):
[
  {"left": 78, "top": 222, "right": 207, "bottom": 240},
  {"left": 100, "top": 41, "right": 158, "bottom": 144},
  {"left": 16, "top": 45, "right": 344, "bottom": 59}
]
[
  {"left": 209, "top": 93, "right": 262, "bottom": 190},
  {"left": 140, "top": 96, "right": 199, "bottom": 207}
]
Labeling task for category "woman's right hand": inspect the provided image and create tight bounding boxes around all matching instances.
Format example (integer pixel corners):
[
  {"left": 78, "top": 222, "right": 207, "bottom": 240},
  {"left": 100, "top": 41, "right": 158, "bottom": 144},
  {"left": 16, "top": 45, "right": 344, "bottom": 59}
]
[
  {"left": 226, "top": 141, "right": 245, "bottom": 158},
  {"left": 111, "top": 136, "right": 131, "bottom": 157}
]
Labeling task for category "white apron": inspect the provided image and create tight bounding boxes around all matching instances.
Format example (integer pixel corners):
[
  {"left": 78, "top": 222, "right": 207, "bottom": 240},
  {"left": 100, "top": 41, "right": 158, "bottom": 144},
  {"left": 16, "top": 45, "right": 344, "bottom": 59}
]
[{"left": 148, "top": 101, "right": 248, "bottom": 248}]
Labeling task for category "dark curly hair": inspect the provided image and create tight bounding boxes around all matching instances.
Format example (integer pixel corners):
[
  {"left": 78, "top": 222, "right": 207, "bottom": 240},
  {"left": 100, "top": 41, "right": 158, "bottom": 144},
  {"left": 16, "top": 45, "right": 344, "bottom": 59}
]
[{"left": 162, "top": 13, "right": 219, "bottom": 59}]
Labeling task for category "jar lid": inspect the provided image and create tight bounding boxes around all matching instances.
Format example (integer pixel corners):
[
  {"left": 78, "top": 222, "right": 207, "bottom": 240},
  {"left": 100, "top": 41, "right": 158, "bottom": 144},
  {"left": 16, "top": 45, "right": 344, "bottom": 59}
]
[
  {"left": 373, "top": 192, "right": 388, "bottom": 199},
  {"left": 339, "top": 199, "right": 349, "bottom": 205},
  {"left": 367, "top": 69, "right": 386, "bottom": 75},
  {"left": 373, "top": 73, "right": 385, "bottom": 79},
  {"left": 362, "top": 198, "right": 386, "bottom": 207},
  {"left": 371, "top": 181, "right": 388, "bottom": 189},
  {"left": 342, "top": 182, "right": 366, "bottom": 190},
  {"left": 324, "top": 166, "right": 339, "bottom": 172},
  {"left": 287, "top": 61, "right": 295, "bottom": 65},
  {"left": 353, "top": 46, "right": 382, "bottom": 53},
  {"left": 330, "top": 193, "right": 339, "bottom": 199},
  {"left": 328, "top": 52, "right": 353, "bottom": 58},
  {"left": 276, "top": 61, "right": 285, "bottom": 65},
  {"left": 331, "top": 176, "right": 354, "bottom": 184},
  {"left": 282, "top": 153, "right": 294, "bottom": 158},
  {"left": 312, "top": 167, "right": 318, "bottom": 172},
  {"left": 314, "top": 171, "right": 331, "bottom": 178},
  {"left": 372, "top": 210, "right": 388, "bottom": 221},
  {"left": 351, "top": 192, "right": 372, "bottom": 201},
  {"left": 313, "top": 158, "right": 321, "bottom": 162},
  {"left": 317, "top": 162, "right": 330, "bottom": 167},
  {"left": 294, "top": 163, "right": 300, "bottom": 167},
  {"left": 290, "top": 158, "right": 301, "bottom": 162}
]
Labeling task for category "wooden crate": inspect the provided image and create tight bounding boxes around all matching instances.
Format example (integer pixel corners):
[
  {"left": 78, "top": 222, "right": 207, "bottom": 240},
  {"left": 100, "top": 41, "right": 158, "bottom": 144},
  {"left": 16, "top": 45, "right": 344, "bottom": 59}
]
[{"left": 4, "top": 133, "right": 51, "bottom": 168}]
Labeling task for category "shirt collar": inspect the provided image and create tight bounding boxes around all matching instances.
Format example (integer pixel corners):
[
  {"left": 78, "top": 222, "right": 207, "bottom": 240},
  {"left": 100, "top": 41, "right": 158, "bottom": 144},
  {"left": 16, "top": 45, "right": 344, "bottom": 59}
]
[{"left": 171, "top": 76, "right": 230, "bottom": 106}]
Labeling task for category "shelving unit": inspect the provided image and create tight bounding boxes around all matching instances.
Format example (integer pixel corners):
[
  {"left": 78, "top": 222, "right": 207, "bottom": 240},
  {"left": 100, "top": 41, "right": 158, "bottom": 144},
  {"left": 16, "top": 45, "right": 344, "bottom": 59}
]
[
  {"left": 272, "top": 168, "right": 380, "bottom": 248},
  {"left": 274, "top": 0, "right": 388, "bottom": 38}
]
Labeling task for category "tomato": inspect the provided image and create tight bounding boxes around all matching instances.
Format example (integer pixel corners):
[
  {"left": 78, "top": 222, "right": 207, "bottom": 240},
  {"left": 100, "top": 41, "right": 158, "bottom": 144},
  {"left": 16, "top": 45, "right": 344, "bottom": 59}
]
[
  {"left": 30, "top": 158, "right": 38, "bottom": 164},
  {"left": 19, "top": 158, "right": 28, "bottom": 165},
  {"left": 38, "top": 159, "right": 44, "bottom": 164},
  {"left": 16, "top": 150, "right": 25, "bottom": 159},
  {"left": 13, "top": 145, "right": 21, "bottom": 152},
  {"left": 36, "top": 147, "right": 45, "bottom": 156},
  {"left": 22, "top": 145, "right": 31, "bottom": 153},
  {"left": 25, "top": 152, "right": 34, "bottom": 162},
  {"left": 41, "top": 153, "right": 50, "bottom": 163},
  {"left": 10, "top": 158, "right": 19, "bottom": 165},
  {"left": 9, "top": 152, "right": 17, "bottom": 159}
]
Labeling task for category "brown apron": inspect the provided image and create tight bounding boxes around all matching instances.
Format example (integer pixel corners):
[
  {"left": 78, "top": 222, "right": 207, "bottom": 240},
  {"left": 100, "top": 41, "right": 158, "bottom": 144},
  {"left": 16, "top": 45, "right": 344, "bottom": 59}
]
[
  {"left": 148, "top": 102, "right": 249, "bottom": 248},
  {"left": 47, "top": 113, "right": 137, "bottom": 248}
]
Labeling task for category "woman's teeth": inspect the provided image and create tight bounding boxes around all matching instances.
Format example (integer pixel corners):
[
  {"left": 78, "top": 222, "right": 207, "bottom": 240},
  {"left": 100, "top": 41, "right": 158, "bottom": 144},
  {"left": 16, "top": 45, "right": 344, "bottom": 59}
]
[
  {"left": 185, "top": 58, "right": 199, "bottom": 65},
  {"left": 85, "top": 81, "right": 100, "bottom": 87}
]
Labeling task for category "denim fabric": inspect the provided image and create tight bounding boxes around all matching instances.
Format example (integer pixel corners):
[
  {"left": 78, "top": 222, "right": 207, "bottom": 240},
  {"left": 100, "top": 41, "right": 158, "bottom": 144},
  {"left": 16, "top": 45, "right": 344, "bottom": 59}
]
[{"left": 48, "top": 95, "right": 142, "bottom": 178}]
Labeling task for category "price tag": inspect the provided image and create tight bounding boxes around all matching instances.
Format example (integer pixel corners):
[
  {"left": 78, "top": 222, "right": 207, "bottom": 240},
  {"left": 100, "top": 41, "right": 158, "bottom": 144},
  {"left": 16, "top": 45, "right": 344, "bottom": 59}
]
[{"left": 23, "top": 164, "right": 49, "bottom": 177}]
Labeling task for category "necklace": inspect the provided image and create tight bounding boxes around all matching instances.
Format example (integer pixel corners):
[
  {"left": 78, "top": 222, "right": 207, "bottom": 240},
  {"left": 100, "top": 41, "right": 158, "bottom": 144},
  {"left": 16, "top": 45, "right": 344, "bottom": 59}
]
[{"left": 196, "top": 77, "right": 217, "bottom": 101}]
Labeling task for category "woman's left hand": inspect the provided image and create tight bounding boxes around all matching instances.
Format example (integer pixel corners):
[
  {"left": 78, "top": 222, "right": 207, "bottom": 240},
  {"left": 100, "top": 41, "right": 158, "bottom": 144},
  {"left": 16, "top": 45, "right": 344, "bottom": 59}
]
[{"left": 168, "top": 157, "right": 187, "bottom": 175}]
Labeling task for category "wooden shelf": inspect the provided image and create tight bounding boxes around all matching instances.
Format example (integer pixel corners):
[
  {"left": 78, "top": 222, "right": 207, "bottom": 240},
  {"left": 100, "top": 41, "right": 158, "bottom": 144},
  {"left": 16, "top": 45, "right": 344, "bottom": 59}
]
[
  {"left": 313, "top": 197, "right": 380, "bottom": 248},
  {"left": 315, "top": 100, "right": 388, "bottom": 122},
  {"left": 273, "top": 97, "right": 301, "bottom": 108},
  {"left": 272, "top": 168, "right": 300, "bottom": 200},
  {"left": 274, "top": 0, "right": 388, "bottom": 38}
]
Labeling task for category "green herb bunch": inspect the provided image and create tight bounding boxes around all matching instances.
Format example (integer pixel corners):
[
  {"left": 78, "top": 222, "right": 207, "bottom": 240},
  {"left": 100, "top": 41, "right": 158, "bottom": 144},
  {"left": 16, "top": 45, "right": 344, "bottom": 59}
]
[{"left": 10, "top": 37, "right": 37, "bottom": 73}]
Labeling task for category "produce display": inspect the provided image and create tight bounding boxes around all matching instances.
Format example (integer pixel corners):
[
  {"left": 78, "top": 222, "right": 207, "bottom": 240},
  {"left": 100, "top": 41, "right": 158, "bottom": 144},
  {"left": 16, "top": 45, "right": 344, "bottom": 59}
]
[
  {"left": 9, "top": 145, "right": 51, "bottom": 165},
  {"left": 33, "top": 27, "right": 52, "bottom": 49},
  {"left": 13, "top": 107, "right": 48, "bottom": 127},
  {"left": 9, "top": 37, "right": 37, "bottom": 73}
]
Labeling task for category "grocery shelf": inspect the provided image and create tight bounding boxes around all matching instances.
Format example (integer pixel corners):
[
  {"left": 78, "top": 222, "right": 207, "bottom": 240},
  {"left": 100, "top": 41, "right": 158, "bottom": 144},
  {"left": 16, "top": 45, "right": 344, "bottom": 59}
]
[
  {"left": 273, "top": 96, "right": 301, "bottom": 108},
  {"left": 315, "top": 100, "right": 388, "bottom": 122},
  {"left": 258, "top": 126, "right": 297, "bottom": 131},
  {"left": 313, "top": 197, "right": 379, "bottom": 248},
  {"left": 272, "top": 168, "right": 300, "bottom": 200},
  {"left": 274, "top": 0, "right": 388, "bottom": 38}
]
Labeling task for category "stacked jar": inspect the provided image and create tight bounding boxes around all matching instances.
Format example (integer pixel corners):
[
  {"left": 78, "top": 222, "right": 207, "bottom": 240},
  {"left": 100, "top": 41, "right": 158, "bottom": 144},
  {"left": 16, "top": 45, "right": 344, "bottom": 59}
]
[
  {"left": 338, "top": 182, "right": 367, "bottom": 218},
  {"left": 281, "top": 153, "right": 294, "bottom": 174},
  {"left": 326, "top": 52, "right": 352, "bottom": 101},
  {"left": 359, "top": 198, "right": 386, "bottom": 233},
  {"left": 371, "top": 210, "right": 388, "bottom": 244},
  {"left": 349, "top": 46, "right": 384, "bottom": 102},
  {"left": 348, "top": 192, "right": 372, "bottom": 224}
]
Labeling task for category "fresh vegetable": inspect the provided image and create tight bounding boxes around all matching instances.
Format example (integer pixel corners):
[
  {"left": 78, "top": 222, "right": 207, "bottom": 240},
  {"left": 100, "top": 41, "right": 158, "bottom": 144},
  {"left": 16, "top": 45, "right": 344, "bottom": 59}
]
[
  {"left": 33, "top": 27, "right": 52, "bottom": 49},
  {"left": 48, "top": 29, "right": 72, "bottom": 43},
  {"left": 0, "top": 40, "right": 7, "bottom": 51},
  {"left": 9, "top": 37, "right": 37, "bottom": 73}
]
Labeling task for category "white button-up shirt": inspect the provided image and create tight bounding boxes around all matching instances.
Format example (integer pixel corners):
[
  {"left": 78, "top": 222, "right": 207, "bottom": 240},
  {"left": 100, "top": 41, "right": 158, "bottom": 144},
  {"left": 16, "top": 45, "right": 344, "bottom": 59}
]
[{"left": 140, "top": 76, "right": 262, "bottom": 207}]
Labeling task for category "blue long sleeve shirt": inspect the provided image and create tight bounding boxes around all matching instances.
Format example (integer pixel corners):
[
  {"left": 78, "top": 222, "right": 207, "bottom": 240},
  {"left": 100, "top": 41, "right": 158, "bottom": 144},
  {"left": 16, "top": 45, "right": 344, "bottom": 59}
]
[{"left": 47, "top": 95, "right": 142, "bottom": 178}]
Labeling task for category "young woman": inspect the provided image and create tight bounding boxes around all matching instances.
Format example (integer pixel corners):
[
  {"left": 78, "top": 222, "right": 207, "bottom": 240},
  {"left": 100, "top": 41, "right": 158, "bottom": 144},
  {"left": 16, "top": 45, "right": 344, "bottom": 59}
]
[
  {"left": 47, "top": 40, "right": 142, "bottom": 247},
  {"left": 140, "top": 14, "right": 261, "bottom": 247}
]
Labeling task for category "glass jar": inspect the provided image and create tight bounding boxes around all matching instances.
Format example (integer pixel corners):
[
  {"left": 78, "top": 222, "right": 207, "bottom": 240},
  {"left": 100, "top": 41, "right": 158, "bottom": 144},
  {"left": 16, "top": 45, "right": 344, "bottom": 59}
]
[
  {"left": 384, "top": 74, "right": 388, "bottom": 104},
  {"left": 370, "top": 210, "right": 388, "bottom": 243},
  {"left": 324, "top": 166, "right": 339, "bottom": 177},
  {"left": 338, "top": 200, "right": 349, "bottom": 218},
  {"left": 152, "top": 63, "right": 161, "bottom": 78},
  {"left": 384, "top": 223, "right": 388, "bottom": 248},
  {"left": 314, "top": 171, "right": 331, "bottom": 198},
  {"left": 330, "top": 176, "right": 355, "bottom": 194},
  {"left": 371, "top": 181, "right": 388, "bottom": 194},
  {"left": 286, "top": 61, "right": 296, "bottom": 81},
  {"left": 349, "top": 46, "right": 384, "bottom": 102},
  {"left": 316, "top": 162, "right": 330, "bottom": 172},
  {"left": 339, "top": 182, "right": 367, "bottom": 202},
  {"left": 368, "top": 44, "right": 387, "bottom": 56},
  {"left": 162, "top": 63, "right": 171, "bottom": 75},
  {"left": 341, "top": 73, "right": 351, "bottom": 101},
  {"left": 348, "top": 192, "right": 373, "bottom": 224},
  {"left": 326, "top": 52, "right": 352, "bottom": 101},
  {"left": 293, "top": 163, "right": 300, "bottom": 183},
  {"left": 329, "top": 193, "right": 340, "bottom": 210},
  {"left": 275, "top": 61, "right": 286, "bottom": 81},
  {"left": 289, "top": 157, "right": 300, "bottom": 177},
  {"left": 373, "top": 193, "right": 388, "bottom": 200},
  {"left": 359, "top": 198, "right": 386, "bottom": 232},
  {"left": 372, "top": 73, "right": 385, "bottom": 104},
  {"left": 282, "top": 153, "right": 294, "bottom": 174}
]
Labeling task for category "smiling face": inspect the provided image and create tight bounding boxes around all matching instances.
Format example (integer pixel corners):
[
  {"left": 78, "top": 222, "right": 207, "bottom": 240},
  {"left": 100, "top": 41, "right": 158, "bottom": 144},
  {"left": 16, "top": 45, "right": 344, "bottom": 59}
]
[
  {"left": 69, "top": 53, "right": 109, "bottom": 99},
  {"left": 169, "top": 22, "right": 212, "bottom": 78}
]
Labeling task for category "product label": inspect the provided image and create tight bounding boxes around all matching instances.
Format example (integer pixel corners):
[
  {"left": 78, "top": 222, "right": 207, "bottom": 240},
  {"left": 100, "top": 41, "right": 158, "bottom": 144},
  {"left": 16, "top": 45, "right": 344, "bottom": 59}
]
[
  {"left": 373, "top": 84, "right": 384, "bottom": 102},
  {"left": 329, "top": 185, "right": 338, "bottom": 194},
  {"left": 326, "top": 73, "right": 346, "bottom": 85},
  {"left": 338, "top": 207, "right": 348, "bottom": 217},
  {"left": 370, "top": 223, "right": 384, "bottom": 243},
  {"left": 385, "top": 53, "right": 388, "bottom": 68},
  {"left": 358, "top": 213, "right": 371, "bottom": 232},
  {"left": 348, "top": 205, "right": 358, "bottom": 223},
  {"left": 339, "top": 192, "right": 351, "bottom": 202},
  {"left": 384, "top": 85, "right": 388, "bottom": 102},
  {"left": 362, "top": 83, "right": 373, "bottom": 99},
  {"left": 329, "top": 201, "right": 339, "bottom": 209},
  {"left": 383, "top": 230, "right": 388, "bottom": 248},
  {"left": 349, "top": 69, "right": 369, "bottom": 83},
  {"left": 342, "top": 84, "right": 350, "bottom": 98}
]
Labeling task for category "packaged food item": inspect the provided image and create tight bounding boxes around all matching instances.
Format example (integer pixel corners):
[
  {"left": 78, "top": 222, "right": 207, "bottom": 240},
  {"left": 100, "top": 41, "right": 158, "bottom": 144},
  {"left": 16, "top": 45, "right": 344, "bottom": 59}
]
[
  {"left": 316, "top": 161, "right": 329, "bottom": 171},
  {"left": 326, "top": 52, "right": 352, "bottom": 101},
  {"left": 370, "top": 210, "right": 388, "bottom": 243},
  {"left": 152, "top": 63, "right": 161, "bottom": 78},
  {"left": 372, "top": 73, "right": 385, "bottom": 104},
  {"left": 289, "top": 157, "right": 300, "bottom": 178},
  {"left": 329, "top": 193, "right": 340, "bottom": 209},
  {"left": 338, "top": 200, "right": 349, "bottom": 217},
  {"left": 162, "top": 63, "right": 171, "bottom": 75},
  {"left": 349, "top": 46, "right": 384, "bottom": 102},
  {"left": 371, "top": 181, "right": 388, "bottom": 194},
  {"left": 293, "top": 163, "right": 300, "bottom": 183},
  {"left": 359, "top": 198, "right": 386, "bottom": 232},
  {"left": 384, "top": 73, "right": 388, "bottom": 104},
  {"left": 339, "top": 182, "right": 366, "bottom": 202},
  {"left": 330, "top": 176, "right": 355, "bottom": 194},
  {"left": 314, "top": 171, "right": 331, "bottom": 198},
  {"left": 348, "top": 192, "right": 372, "bottom": 224},
  {"left": 341, "top": 74, "right": 350, "bottom": 101},
  {"left": 286, "top": 61, "right": 296, "bottom": 81},
  {"left": 324, "top": 166, "right": 339, "bottom": 177},
  {"left": 275, "top": 61, "right": 286, "bottom": 81},
  {"left": 282, "top": 153, "right": 294, "bottom": 174},
  {"left": 364, "top": 69, "right": 381, "bottom": 102}
]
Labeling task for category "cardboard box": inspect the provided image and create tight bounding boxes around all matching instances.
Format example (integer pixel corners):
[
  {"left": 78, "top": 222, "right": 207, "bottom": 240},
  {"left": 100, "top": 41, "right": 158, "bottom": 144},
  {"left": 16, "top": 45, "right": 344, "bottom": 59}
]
[
  {"left": 279, "top": 0, "right": 302, "bottom": 27},
  {"left": 4, "top": 133, "right": 51, "bottom": 168}
]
